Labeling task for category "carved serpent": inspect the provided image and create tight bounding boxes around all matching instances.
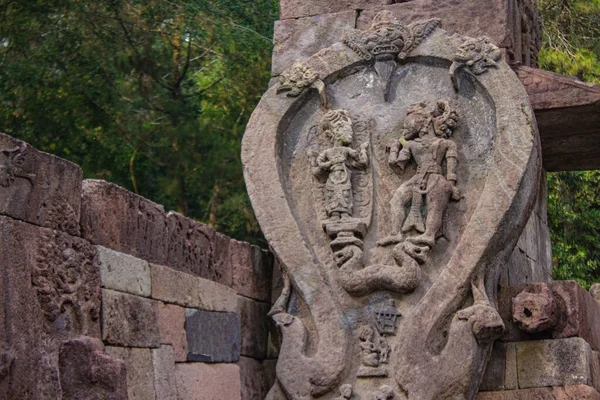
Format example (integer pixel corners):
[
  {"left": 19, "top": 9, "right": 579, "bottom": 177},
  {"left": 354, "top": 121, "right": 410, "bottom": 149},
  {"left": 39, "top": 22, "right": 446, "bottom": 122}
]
[{"left": 334, "top": 243, "right": 421, "bottom": 297}]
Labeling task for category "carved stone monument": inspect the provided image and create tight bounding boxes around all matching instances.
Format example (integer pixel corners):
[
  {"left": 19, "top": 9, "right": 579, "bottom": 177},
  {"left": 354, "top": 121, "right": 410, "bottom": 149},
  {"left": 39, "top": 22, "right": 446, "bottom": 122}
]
[{"left": 242, "top": 11, "right": 540, "bottom": 400}]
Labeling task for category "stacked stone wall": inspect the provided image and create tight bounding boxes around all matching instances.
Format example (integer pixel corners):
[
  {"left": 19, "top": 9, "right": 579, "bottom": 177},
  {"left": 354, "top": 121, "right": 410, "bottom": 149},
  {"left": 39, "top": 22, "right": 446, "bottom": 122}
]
[{"left": 0, "top": 132, "right": 274, "bottom": 399}]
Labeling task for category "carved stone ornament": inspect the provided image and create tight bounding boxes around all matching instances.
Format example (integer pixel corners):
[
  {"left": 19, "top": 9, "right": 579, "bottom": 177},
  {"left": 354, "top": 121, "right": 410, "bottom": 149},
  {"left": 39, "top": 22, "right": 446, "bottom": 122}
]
[
  {"left": 278, "top": 60, "right": 327, "bottom": 106},
  {"left": 0, "top": 144, "right": 36, "bottom": 187},
  {"left": 450, "top": 36, "right": 503, "bottom": 90},
  {"left": 242, "top": 11, "right": 540, "bottom": 400}
]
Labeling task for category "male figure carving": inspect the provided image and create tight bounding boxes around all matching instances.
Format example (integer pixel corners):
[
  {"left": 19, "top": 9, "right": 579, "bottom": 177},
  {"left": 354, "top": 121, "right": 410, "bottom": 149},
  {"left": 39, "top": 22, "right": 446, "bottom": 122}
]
[
  {"left": 310, "top": 110, "right": 369, "bottom": 221},
  {"left": 380, "top": 100, "right": 460, "bottom": 247}
]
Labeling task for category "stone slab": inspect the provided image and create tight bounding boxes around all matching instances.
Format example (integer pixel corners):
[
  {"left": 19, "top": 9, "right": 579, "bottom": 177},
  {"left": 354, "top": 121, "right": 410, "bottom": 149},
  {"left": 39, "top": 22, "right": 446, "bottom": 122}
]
[
  {"left": 231, "top": 239, "right": 274, "bottom": 303},
  {"left": 239, "top": 356, "right": 269, "bottom": 400},
  {"left": 81, "top": 179, "right": 168, "bottom": 265},
  {"left": 106, "top": 346, "right": 155, "bottom": 400},
  {"left": 152, "top": 345, "right": 177, "bottom": 400},
  {"left": 477, "top": 385, "right": 600, "bottom": 400},
  {"left": 505, "top": 343, "right": 518, "bottom": 390},
  {"left": 97, "top": 245, "right": 151, "bottom": 297},
  {"left": 212, "top": 231, "right": 233, "bottom": 287},
  {"left": 516, "top": 338, "right": 593, "bottom": 389},
  {"left": 272, "top": 11, "right": 357, "bottom": 76},
  {"left": 279, "top": 0, "right": 388, "bottom": 20},
  {"left": 185, "top": 309, "right": 241, "bottom": 363},
  {"left": 150, "top": 263, "right": 237, "bottom": 312},
  {"left": 174, "top": 363, "right": 241, "bottom": 400},
  {"left": 59, "top": 336, "right": 127, "bottom": 400},
  {"left": 0, "top": 216, "right": 101, "bottom": 399},
  {"left": 499, "top": 281, "right": 600, "bottom": 351},
  {"left": 165, "top": 211, "right": 215, "bottom": 277},
  {"left": 237, "top": 296, "right": 270, "bottom": 359},
  {"left": 480, "top": 342, "right": 506, "bottom": 392},
  {"left": 0, "top": 132, "right": 82, "bottom": 236},
  {"left": 101, "top": 289, "right": 160, "bottom": 348},
  {"left": 263, "top": 359, "right": 278, "bottom": 391},
  {"left": 157, "top": 302, "right": 187, "bottom": 362}
]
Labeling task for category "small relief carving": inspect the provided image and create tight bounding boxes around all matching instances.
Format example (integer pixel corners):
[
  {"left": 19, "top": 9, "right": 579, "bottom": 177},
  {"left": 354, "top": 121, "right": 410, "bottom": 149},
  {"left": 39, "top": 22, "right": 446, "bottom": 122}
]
[
  {"left": 334, "top": 384, "right": 354, "bottom": 400},
  {"left": 369, "top": 385, "right": 397, "bottom": 400},
  {"left": 0, "top": 145, "right": 36, "bottom": 187},
  {"left": 43, "top": 197, "right": 79, "bottom": 235},
  {"left": 450, "top": 37, "right": 502, "bottom": 90},
  {"left": 342, "top": 12, "right": 440, "bottom": 101},
  {"left": 277, "top": 60, "right": 326, "bottom": 106},
  {"left": 357, "top": 325, "right": 390, "bottom": 377},
  {"left": 379, "top": 100, "right": 460, "bottom": 259},
  {"left": 372, "top": 299, "right": 401, "bottom": 336},
  {"left": 32, "top": 230, "right": 101, "bottom": 335}
]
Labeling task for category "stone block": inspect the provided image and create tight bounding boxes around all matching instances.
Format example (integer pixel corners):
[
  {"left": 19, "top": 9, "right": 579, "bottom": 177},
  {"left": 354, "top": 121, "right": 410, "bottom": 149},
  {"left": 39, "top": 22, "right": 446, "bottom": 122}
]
[
  {"left": 0, "top": 132, "right": 82, "bottom": 236},
  {"left": 271, "top": 257, "right": 284, "bottom": 305},
  {"left": 0, "top": 216, "right": 101, "bottom": 399},
  {"left": 150, "top": 263, "right": 237, "bottom": 312},
  {"left": 165, "top": 211, "right": 215, "bottom": 277},
  {"left": 591, "top": 284, "right": 600, "bottom": 305},
  {"left": 157, "top": 302, "right": 187, "bottom": 362},
  {"left": 476, "top": 385, "right": 600, "bottom": 400},
  {"left": 272, "top": 11, "right": 356, "bottom": 76},
  {"left": 80, "top": 179, "right": 168, "bottom": 265},
  {"left": 106, "top": 346, "right": 155, "bottom": 400},
  {"left": 499, "top": 281, "right": 600, "bottom": 351},
  {"left": 174, "top": 363, "right": 241, "bottom": 400},
  {"left": 279, "top": 0, "right": 387, "bottom": 19},
  {"left": 263, "top": 359, "right": 278, "bottom": 391},
  {"left": 237, "top": 296, "right": 270, "bottom": 359},
  {"left": 480, "top": 342, "right": 506, "bottom": 391},
  {"left": 185, "top": 309, "right": 240, "bottom": 363},
  {"left": 231, "top": 239, "right": 274, "bottom": 302},
  {"left": 101, "top": 289, "right": 160, "bottom": 348},
  {"left": 97, "top": 245, "right": 151, "bottom": 297},
  {"left": 152, "top": 345, "right": 177, "bottom": 400},
  {"left": 59, "top": 336, "right": 127, "bottom": 400},
  {"left": 239, "top": 356, "right": 269, "bottom": 400},
  {"left": 505, "top": 343, "right": 518, "bottom": 390},
  {"left": 212, "top": 231, "right": 233, "bottom": 287},
  {"left": 357, "top": 1, "right": 541, "bottom": 66},
  {"left": 516, "top": 338, "right": 593, "bottom": 389}
]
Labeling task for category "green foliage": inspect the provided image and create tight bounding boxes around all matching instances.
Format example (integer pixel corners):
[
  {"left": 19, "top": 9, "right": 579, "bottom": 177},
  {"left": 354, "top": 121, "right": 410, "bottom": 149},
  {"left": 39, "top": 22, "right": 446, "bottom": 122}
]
[
  {"left": 539, "top": 0, "right": 600, "bottom": 287},
  {"left": 0, "top": 0, "right": 278, "bottom": 245}
]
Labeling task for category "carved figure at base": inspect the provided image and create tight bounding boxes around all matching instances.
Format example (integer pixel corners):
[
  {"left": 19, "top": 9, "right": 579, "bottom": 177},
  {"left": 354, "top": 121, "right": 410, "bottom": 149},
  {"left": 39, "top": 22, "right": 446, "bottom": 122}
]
[
  {"left": 370, "top": 385, "right": 396, "bottom": 400},
  {"left": 379, "top": 100, "right": 460, "bottom": 247},
  {"left": 309, "top": 110, "right": 369, "bottom": 221},
  {"left": 357, "top": 325, "right": 390, "bottom": 377},
  {"left": 334, "top": 384, "right": 354, "bottom": 400}
]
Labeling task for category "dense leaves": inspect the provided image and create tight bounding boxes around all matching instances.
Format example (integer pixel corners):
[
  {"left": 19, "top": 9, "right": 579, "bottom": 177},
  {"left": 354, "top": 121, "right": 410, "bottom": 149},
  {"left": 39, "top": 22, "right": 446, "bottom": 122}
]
[
  {"left": 539, "top": 0, "right": 600, "bottom": 287},
  {"left": 0, "top": 0, "right": 277, "bottom": 244}
]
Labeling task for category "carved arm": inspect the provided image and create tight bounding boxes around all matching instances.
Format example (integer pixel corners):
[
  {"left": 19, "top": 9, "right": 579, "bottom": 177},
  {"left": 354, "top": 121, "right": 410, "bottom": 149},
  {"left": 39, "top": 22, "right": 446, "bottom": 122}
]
[{"left": 445, "top": 141, "right": 460, "bottom": 200}]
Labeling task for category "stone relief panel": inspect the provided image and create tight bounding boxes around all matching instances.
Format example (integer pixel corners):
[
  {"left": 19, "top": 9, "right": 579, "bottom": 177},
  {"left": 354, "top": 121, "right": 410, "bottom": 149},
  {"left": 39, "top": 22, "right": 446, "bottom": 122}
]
[{"left": 243, "top": 11, "right": 540, "bottom": 400}]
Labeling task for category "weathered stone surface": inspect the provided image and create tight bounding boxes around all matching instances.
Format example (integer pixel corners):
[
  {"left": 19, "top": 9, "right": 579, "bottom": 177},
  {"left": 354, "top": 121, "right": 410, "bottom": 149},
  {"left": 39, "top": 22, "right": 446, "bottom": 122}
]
[
  {"left": 106, "top": 346, "right": 155, "bottom": 400},
  {"left": 157, "top": 302, "right": 187, "bottom": 362},
  {"left": 213, "top": 231, "right": 233, "bottom": 287},
  {"left": 175, "top": 363, "right": 241, "bottom": 400},
  {"left": 514, "top": 66, "right": 600, "bottom": 171},
  {"left": 279, "top": 0, "right": 387, "bottom": 20},
  {"left": 0, "top": 216, "right": 101, "bottom": 399},
  {"left": 0, "top": 132, "right": 82, "bottom": 236},
  {"left": 240, "top": 356, "right": 269, "bottom": 400},
  {"left": 499, "top": 281, "right": 600, "bottom": 351},
  {"left": 505, "top": 343, "right": 518, "bottom": 390},
  {"left": 243, "top": 9, "right": 540, "bottom": 399},
  {"left": 152, "top": 345, "right": 177, "bottom": 400},
  {"left": 231, "top": 239, "right": 274, "bottom": 302},
  {"left": 151, "top": 263, "right": 237, "bottom": 312},
  {"left": 512, "top": 285, "right": 558, "bottom": 333},
  {"left": 477, "top": 385, "right": 600, "bottom": 400},
  {"left": 101, "top": 289, "right": 160, "bottom": 348},
  {"left": 59, "top": 336, "right": 128, "bottom": 400},
  {"left": 263, "top": 359, "right": 278, "bottom": 391},
  {"left": 516, "top": 338, "right": 593, "bottom": 389},
  {"left": 272, "top": 11, "right": 357, "bottom": 76},
  {"left": 357, "top": 0, "right": 541, "bottom": 65},
  {"left": 185, "top": 309, "right": 240, "bottom": 362},
  {"left": 165, "top": 211, "right": 215, "bottom": 277},
  {"left": 480, "top": 342, "right": 506, "bottom": 392},
  {"left": 237, "top": 296, "right": 270, "bottom": 360},
  {"left": 591, "top": 284, "right": 600, "bottom": 305},
  {"left": 81, "top": 179, "right": 168, "bottom": 264},
  {"left": 97, "top": 245, "right": 151, "bottom": 297}
]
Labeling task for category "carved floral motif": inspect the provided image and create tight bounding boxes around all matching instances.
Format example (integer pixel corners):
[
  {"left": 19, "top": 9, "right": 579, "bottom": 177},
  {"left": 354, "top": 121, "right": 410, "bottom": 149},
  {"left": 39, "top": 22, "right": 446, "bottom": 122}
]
[
  {"left": 451, "top": 37, "right": 502, "bottom": 89},
  {"left": 0, "top": 145, "right": 35, "bottom": 187},
  {"left": 278, "top": 60, "right": 326, "bottom": 106},
  {"left": 32, "top": 230, "right": 100, "bottom": 335}
]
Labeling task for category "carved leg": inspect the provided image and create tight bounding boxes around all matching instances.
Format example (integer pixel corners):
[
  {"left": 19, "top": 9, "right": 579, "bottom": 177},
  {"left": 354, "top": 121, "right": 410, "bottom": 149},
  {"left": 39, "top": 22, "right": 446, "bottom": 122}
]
[
  {"left": 411, "top": 184, "right": 450, "bottom": 247},
  {"left": 378, "top": 185, "right": 412, "bottom": 246}
]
